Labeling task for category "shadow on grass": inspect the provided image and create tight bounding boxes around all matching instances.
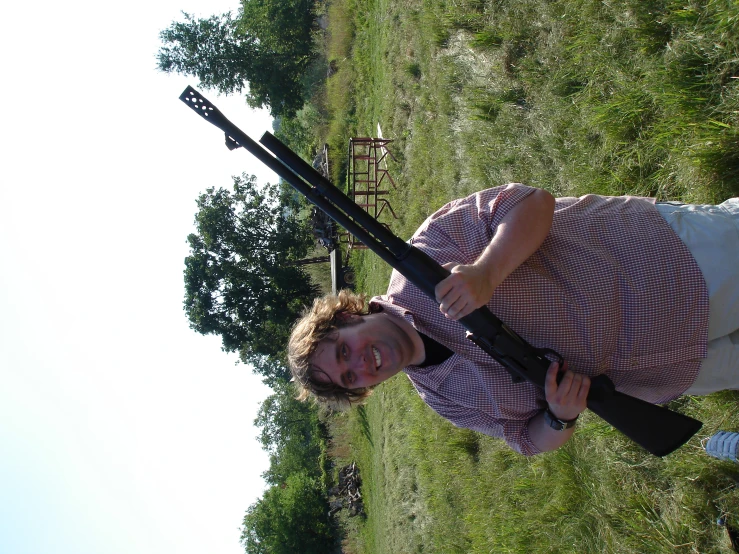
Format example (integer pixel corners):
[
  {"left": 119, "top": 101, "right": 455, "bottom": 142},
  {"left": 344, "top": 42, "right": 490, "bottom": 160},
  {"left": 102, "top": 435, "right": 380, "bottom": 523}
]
[
  {"left": 449, "top": 428, "right": 481, "bottom": 463},
  {"left": 697, "top": 138, "right": 739, "bottom": 199},
  {"left": 357, "top": 405, "right": 374, "bottom": 448}
]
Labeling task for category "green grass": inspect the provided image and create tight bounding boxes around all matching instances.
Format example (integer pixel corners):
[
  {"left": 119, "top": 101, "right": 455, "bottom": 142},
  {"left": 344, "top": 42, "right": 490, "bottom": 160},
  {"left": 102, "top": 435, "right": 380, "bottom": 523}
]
[
  {"left": 336, "top": 387, "right": 739, "bottom": 554},
  {"left": 315, "top": 0, "right": 739, "bottom": 552}
]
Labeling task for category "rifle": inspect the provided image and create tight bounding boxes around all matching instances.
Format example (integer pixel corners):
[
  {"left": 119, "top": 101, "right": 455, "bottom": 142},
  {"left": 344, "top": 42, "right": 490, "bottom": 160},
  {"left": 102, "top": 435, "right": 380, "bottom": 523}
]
[{"left": 179, "top": 86, "right": 703, "bottom": 457}]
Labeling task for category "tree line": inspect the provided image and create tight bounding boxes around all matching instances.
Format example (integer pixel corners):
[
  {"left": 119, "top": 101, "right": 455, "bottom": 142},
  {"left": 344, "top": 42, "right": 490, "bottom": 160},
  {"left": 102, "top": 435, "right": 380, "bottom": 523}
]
[
  {"left": 160, "top": 1, "right": 342, "bottom": 550},
  {"left": 183, "top": 173, "right": 337, "bottom": 553},
  {"left": 165, "top": 0, "right": 330, "bottom": 376},
  {"left": 241, "top": 380, "right": 336, "bottom": 553}
]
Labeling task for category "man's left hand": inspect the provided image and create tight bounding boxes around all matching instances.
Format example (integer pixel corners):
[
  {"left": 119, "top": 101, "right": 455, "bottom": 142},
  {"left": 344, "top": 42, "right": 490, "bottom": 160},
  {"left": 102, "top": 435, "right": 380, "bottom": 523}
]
[{"left": 435, "top": 262, "right": 496, "bottom": 320}]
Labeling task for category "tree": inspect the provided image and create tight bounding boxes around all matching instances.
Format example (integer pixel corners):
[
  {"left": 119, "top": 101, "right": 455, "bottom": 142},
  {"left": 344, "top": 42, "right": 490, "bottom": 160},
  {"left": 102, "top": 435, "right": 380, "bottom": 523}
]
[
  {"left": 246, "top": 353, "right": 292, "bottom": 388},
  {"left": 241, "top": 472, "right": 335, "bottom": 554},
  {"left": 184, "top": 174, "right": 319, "bottom": 364},
  {"left": 158, "top": 12, "right": 256, "bottom": 95},
  {"left": 256, "top": 382, "right": 317, "bottom": 452},
  {"left": 254, "top": 381, "right": 326, "bottom": 484},
  {"left": 158, "top": 5, "right": 317, "bottom": 116},
  {"left": 273, "top": 103, "right": 324, "bottom": 159},
  {"left": 239, "top": 0, "right": 317, "bottom": 116}
]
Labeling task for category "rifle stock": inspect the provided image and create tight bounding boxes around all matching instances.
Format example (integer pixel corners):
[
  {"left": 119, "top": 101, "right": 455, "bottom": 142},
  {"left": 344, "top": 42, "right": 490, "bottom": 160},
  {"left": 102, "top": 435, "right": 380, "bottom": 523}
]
[
  {"left": 179, "top": 86, "right": 702, "bottom": 457},
  {"left": 587, "top": 389, "right": 701, "bottom": 457}
]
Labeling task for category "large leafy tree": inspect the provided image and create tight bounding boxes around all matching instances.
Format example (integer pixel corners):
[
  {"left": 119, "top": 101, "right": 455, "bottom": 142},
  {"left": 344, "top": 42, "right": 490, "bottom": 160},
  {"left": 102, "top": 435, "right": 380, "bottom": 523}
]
[
  {"left": 158, "top": 4, "right": 316, "bottom": 117},
  {"left": 254, "top": 381, "right": 326, "bottom": 484},
  {"left": 239, "top": 0, "right": 317, "bottom": 116},
  {"left": 158, "top": 12, "right": 256, "bottom": 95},
  {"left": 240, "top": 471, "right": 335, "bottom": 554},
  {"left": 184, "top": 174, "right": 319, "bottom": 366}
]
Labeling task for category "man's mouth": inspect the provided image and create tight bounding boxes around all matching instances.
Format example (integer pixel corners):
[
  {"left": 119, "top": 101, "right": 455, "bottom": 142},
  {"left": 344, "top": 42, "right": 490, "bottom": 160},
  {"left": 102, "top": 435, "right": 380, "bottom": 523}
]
[{"left": 372, "top": 346, "right": 382, "bottom": 370}]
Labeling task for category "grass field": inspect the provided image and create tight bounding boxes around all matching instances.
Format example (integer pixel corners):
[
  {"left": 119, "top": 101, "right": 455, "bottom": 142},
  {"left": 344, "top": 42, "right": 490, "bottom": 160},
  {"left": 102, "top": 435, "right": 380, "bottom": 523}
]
[{"left": 314, "top": 0, "right": 739, "bottom": 552}]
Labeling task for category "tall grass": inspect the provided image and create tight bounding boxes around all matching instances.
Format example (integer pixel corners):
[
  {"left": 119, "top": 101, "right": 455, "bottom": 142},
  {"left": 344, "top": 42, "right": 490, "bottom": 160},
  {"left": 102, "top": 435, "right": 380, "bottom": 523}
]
[{"left": 316, "top": 0, "right": 739, "bottom": 551}]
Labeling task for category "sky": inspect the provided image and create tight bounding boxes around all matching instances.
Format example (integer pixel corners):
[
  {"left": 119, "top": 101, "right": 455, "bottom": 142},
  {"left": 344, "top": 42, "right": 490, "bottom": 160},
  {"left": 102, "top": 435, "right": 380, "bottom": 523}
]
[{"left": 0, "top": 2, "right": 281, "bottom": 553}]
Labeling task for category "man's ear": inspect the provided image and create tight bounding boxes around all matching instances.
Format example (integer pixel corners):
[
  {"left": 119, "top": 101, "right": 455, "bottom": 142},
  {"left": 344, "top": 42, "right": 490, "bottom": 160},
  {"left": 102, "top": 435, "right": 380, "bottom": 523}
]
[
  {"left": 335, "top": 312, "right": 363, "bottom": 325},
  {"left": 335, "top": 311, "right": 352, "bottom": 323}
]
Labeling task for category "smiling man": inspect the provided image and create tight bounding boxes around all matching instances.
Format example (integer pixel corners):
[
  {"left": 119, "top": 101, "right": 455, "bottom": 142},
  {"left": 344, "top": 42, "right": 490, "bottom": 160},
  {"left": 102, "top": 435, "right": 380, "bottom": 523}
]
[
  {"left": 308, "top": 312, "right": 425, "bottom": 390},
  {"left": 288, "top": 185, "right": 739, "bottom": 455}
]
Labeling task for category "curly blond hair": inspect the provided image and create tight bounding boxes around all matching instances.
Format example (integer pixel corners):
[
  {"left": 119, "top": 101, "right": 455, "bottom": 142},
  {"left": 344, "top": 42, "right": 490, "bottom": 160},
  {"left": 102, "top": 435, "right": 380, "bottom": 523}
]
[{"left": 288, "top": 290, "right": 376, "bottom": 409}]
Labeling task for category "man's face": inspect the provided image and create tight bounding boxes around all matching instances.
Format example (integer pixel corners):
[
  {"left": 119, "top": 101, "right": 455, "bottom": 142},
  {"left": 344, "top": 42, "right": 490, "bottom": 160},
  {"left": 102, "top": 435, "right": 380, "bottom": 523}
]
[{"left": 310, "top": 312, "right": 423, "bottom": 390}]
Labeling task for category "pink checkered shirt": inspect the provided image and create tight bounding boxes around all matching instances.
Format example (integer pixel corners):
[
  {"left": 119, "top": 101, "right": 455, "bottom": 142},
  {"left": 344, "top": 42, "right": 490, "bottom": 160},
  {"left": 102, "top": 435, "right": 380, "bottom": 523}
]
[{"left": 370, "top": 185, "right": 709, "bottom": 455}]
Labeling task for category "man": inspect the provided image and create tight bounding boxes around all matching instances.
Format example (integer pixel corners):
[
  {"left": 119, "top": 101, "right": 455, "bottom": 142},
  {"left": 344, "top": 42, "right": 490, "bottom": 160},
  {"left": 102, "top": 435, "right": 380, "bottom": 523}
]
[{"left": 288, "top": 185, "right": 739, "bottom": 455}]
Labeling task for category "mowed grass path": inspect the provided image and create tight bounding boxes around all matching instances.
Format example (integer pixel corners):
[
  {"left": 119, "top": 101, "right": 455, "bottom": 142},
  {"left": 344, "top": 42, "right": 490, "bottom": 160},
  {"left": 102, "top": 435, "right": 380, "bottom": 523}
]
[{"left": 319, "top": 0, "right": 739, "bottom": 552}]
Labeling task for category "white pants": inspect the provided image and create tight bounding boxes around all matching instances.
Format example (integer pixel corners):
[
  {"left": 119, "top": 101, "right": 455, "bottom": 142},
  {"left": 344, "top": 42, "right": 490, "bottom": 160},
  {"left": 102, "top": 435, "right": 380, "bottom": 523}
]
[{"left": 655, "top": 198, "right": 739, "bottom": 395}]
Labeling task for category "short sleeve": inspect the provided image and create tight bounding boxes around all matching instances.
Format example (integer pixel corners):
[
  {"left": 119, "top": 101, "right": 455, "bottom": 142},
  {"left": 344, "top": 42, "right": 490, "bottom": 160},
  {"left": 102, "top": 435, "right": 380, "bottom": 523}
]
[{"left": 409, "top": 184, "right": 539, "bottom": 267}]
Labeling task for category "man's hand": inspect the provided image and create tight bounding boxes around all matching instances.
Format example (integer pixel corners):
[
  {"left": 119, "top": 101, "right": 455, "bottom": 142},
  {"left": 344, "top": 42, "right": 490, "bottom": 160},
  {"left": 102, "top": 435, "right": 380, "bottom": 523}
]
[
  {"left": 433, "top": 187, "right": 556, "bottom": 321},
  {"left": 545, "top": 360, "right": 590, "bottom": 421},
  {"left": 435, "top": 262, "right": 496, "bottom": 320},
  {"left": 528, "top": 360, "right": 590, "bottom": 452}
]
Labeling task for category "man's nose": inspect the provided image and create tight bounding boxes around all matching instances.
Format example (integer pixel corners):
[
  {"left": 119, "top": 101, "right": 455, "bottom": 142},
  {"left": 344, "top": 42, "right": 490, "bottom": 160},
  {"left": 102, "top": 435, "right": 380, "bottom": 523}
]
[{"left": 349, "top": 353, "right": 369, "bottom": 372}]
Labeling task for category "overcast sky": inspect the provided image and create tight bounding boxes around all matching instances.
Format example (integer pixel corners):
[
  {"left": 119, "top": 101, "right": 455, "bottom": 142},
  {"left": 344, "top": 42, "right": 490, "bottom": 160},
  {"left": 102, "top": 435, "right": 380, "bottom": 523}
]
[{"left": 0, "top": 2, "right": 281, "bottom": 553}]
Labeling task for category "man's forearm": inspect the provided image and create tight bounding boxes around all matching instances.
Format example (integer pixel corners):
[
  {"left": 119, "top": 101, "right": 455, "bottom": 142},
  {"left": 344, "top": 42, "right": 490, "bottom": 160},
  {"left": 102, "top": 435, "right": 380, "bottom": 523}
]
[
  {"left": 435, "top": 187, "right": 556, "bottom": 320},
  {"left": 473, "top": 188, "right": 555, "bottom": 287}
]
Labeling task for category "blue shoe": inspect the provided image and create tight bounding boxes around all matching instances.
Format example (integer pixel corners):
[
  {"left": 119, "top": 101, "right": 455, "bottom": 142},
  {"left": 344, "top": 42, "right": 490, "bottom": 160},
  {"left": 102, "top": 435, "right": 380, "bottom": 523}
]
[{"left": 704, "top": 431, "right": 739, "bottom": 462}]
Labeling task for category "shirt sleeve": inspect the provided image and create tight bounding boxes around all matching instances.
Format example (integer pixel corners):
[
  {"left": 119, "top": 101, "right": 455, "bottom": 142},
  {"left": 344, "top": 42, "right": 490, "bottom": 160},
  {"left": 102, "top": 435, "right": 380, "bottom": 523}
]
[
  {"left": 408, "top": 375, "right": 544, "bottom": 456},
  {"left": 410, "top": 184, "right": 540, "bottom": 267},
  {"left": 472, "top": 183, "right": 541, "bottom": 230}
]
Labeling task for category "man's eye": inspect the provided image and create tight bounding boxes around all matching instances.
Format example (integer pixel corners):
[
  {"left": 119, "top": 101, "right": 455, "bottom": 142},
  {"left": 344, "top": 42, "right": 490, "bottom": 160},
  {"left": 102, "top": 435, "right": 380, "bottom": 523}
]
[
  {"left": 346, "top": 372, "right": 354, "bottom": 384},
  {"left": 341, "top": 345, "right": 348, "bottom": 359}
]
